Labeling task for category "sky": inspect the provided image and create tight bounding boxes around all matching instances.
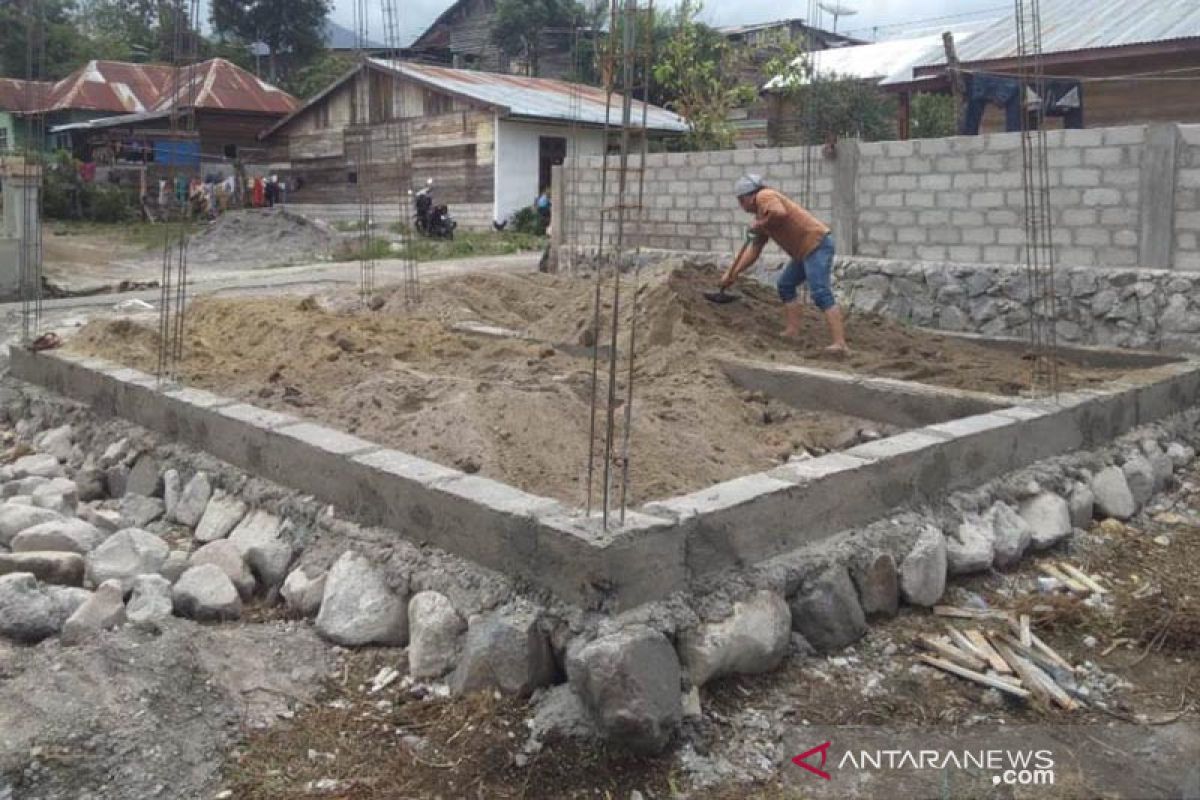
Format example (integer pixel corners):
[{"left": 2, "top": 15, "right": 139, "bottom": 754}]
[{"left": 324, "top": 0, "right": 1011, "bottom": 46}]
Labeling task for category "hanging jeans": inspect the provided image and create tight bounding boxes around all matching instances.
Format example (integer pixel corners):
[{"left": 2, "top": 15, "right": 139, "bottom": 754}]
[{"left": 960, "top": 73, "right": 1023, "bottom": 135}]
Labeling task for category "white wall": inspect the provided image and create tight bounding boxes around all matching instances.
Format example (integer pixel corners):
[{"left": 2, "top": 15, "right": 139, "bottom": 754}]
[{"left": 494, "top": 118, "right": 604, "bottom": 223}]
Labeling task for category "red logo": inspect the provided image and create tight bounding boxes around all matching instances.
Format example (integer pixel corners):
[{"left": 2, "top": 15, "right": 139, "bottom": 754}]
[{"left": 792, "top": 741, "right": 832, "bottom": 780}]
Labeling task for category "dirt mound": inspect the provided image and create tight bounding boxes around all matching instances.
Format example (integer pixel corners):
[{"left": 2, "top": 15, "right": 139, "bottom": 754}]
[{"left": 185, "top": 208, "right": 343, "bottom": 268}]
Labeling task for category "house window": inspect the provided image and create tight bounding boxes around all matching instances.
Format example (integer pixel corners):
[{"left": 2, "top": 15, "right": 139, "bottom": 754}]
[
  {"left": 348, "top": 171, "right": 358, "bottom": 184},
  {"left": 224, "top": 144, "right": 238, "bottom": 159},
  {"left": 315, "top": 104, "right": 330, "bottom": 130}
]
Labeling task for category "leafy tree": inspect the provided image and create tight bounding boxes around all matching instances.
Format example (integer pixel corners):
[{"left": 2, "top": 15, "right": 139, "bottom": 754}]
[
  {"left": 910, "top": 91, "right": 957, "bottom": 139},
  {"left": 209, "top": 0, "right": 330, "bottom": 81},
  {"left": 491, "top": 0, "right": 583, "bottom": 77},
  {"left": 283, "top": 49, "right": 354, "bottom": 100},
  {"left": 651, "top": 0, "right": 754, "bottom": 151},
  {"left": 76, "top": 0, "right": 159, "bottom": 61},
  {"left": 0, "top": 0, "right": 86, "bottom": 80}
]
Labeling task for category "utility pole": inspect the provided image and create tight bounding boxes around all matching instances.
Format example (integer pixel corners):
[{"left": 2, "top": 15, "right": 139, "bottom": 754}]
[{"left": 943, "top": 31, "right": 965, "bottom": 135}]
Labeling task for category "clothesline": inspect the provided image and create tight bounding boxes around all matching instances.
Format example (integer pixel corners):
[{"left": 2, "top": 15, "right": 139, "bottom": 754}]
[{"left": 953, "top": 65, "right": 1200, "bottom": 84}]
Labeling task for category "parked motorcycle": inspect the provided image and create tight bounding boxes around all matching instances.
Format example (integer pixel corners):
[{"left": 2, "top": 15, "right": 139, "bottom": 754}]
[{"left": 412, "top": 179, "right": 456, "bottom": 239}]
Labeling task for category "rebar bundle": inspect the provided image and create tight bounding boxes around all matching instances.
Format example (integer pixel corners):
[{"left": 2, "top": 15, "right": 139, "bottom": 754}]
[
  {"left": 353, "top": 0, "right": 377, "bottom": 306},
  {"left": 381, "top": 0, "right": 420, "bottom": 306},
  {"left": 19, "top": 0, "right": 46, "bottom": 346}
]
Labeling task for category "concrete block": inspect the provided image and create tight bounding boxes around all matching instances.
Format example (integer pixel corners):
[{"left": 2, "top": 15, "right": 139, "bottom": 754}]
[
  {"left": 1083, "top": 188, "right": 1122, "bottom": 206},
  {"left": 948, "top": 246, "right": 982, "bottom": 262},
  {"left": 986, "top": 171, "right": 1023, "bottom": 189},
  {"left": 1062, "top": 168, "right": 1101, "bottom": 187},
  {"left": 969, "top": 192, "right": 1004, "bottom": 208},
  {"left": 1084, "top": 147, "right": 1125, "bottom": 167},
  {"left": 953, "top": 173, "right": 986, "bottom": 190},
  {"left": 1046, "top": 149, "right": 1082, "bottom": 167},
  {"left": 1104, "top": 126, "right": 1146, "bottom": 146}
]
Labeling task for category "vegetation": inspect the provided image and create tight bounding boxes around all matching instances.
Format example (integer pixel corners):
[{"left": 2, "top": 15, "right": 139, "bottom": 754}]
[
  {"left": 209, "top": 0, "right": 331, "bottom": 85},
  {"left": 48, "top": 218, "right": 202, "bottom": 249},
  {"left": 350, "top": 228, "right": 547, "bottom": 263},
  {"left": 910, "top": 92, "right": 958, "bottom": 139},
  {"left": 491, "top": 0, "right": 587, "bottom": 78},
  {"left": 42, "top": 150, "right": 138, "bottom": 223}
]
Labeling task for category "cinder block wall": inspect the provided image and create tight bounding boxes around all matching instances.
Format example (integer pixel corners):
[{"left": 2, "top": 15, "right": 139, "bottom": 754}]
[{"left": 563, "top": 124, "right": 1200, "bottom": 271}]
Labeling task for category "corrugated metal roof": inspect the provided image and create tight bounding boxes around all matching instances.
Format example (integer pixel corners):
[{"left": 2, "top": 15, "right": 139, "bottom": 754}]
[
  {"left": 371, "top": 59, "right": 688, "bottom": 131},
  {"left": 881, "top": 0, "right": 1200, "bottom": 84},
  {"left": 0, "top": 78, "right": 51, "bottom": 112},
  {"left": 764, "top": 30, "right": 979, "bottom": 89},
  {"left": 150, "top": 59, "right": 299, "bottom": 114}
]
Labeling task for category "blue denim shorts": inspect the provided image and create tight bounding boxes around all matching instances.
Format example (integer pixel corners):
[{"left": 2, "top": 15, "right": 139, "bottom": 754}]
[{"left": 777, "top": 233, "right": 836, "bottom": 309}]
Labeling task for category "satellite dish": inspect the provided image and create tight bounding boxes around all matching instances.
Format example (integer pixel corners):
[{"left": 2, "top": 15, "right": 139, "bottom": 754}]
[{"left": 817, "top": 1, "right": 858, "bottom": 34}]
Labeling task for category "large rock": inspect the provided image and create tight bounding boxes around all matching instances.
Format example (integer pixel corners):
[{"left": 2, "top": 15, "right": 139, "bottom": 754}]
[
  {"left": 104, "top": 465, "right": 128, "bottom": 499},
  {"left": 194, "top": 492, "right": 246, "bottom": 543},
  {"left": 0, "top": 572, "right": 59, "bottom": 643},
  {"left": 46, "top": 585, "right": 92, "bottom": 627},
  {"left": 946, "top": 513, "right": 995, "bottom": 575},
  {"left": 74, "top": 468, "right": 107, "bottom": 503},
  {"left": 171, "top": 472, "right": 211, "bottom": 528},
  {"left": 189, "top": 540, "right": 256, "bottom": 599},
  {"left": 450, "top": 607, "right": 555, "bottom": 696},
  {"left": 125, "top": 453, "right": 162, "bottom": 497},
  {"left": 61, "top": 580, "right": 126, "bottom": 645},
  {"left": 0, "top": 552, "right": 85, "bottom": 586},
  {"left": 119, "top": 494, "right": 165, "bottom": 528},
  {"left": 851, "top": 552, "right": 899, "bottom": 618},
  {"left": 988, "top": 502, "right": 1032, "bottom": 568},
  {"left": 160, "top": 550, "right": 189, "bottom": 583},
  {"left": 31, "top": 478, "right": 78, "bottom": 515},
  {"left": 281, "top": 566, "right": 326, "bottom": 617},
  {"left": 789, "top": 567, "right": 867, "bottom": 653},
  {"left": 162, "top": 469, "right": 182, "bottom": 518},
  {"left": 228, "top": 511, "right": 293, "bottom": 589},
  {"left": 408, "top": 590, "right": 467, "bottom": 679},
  {"left": 85, "top": 529, "right": 170, "bottom": 591},
  {"left": 172, "top": 564, "right": 242, "bottom": 621},
  {"left": 1019, "top": 492, "right": 1073, "bottom": 550},
  {"left": 1068, "top": 482, "right": 1095, "bottom": 529},
  {"left": 899, "top": 525, "right": 947, "bottom": 607},
  {"left": 1122, "top": 455, "right": 1155, "bottom": 508},
  {"left": 568, "top": 626, "right": 682, "bottom": 755},
  {"left": 679, "top": 590, "right": 790, "bottom": 686},
  {"left": 2, "top": 476, "right": 48, "bottom": 498},
  {"left": 314, "top": 551, "right": 406, "bottom": 646},
  {"left": 11, "top": 454, "right": 64, "bottom": 480},
  {"left": 1167, "top": 442, "right": 1195, "bottom": 469},
  {"left": 0, "top": 505, "right": 64, "bottom": 547},
  {"left": 126, "top": 574, "right": 174, "bottom": 627},
  {"left": 1092, "top": 465, "right": 1136, "bottom": 520},
  {"left": 78, "top": 506, "right": 122, "bottom": 534},
  {"left": 36, "top": 425, "right": 74, "bottom": 463},
  {"left": 1141, "top": 442, "right": 1174, "bottom": 493},
  {"left": 11, "top": 519, "right": 104, "bottom": 555}
]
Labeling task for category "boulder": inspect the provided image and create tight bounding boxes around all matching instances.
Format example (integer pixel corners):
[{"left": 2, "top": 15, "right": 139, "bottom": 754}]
[
  {"left": 0, "top": 572, "right": 59, "bottom": 643},
  {"left": 1166, "top": 442, "right": 1195, "bottom": 469},
  {"left": 1141, "top": 443, "right": 1174, "bottom": 492},
  {"left": 31, "top": 478, "right": 78, "bottom": 515},
  {"left": 99, "top": 438, "right": 131, "bottom": 468},
  {"left": 2, "top": 476, "right": 47, "bottom": 498},
  {"left": 899, "top": 525, "right": 947, "bottom": 606},
  {"left": 160, "top": 550, "right": 189, "bottom": 583},
  {"left": 946, "top": 513, "right": 995, "bottom": 575},
  {"left": 851, "top": 552, "right": 899, "bottom": 618},
  {"left": 11, "top": 519, "right": 104, "bottom": 555},
  {"left": 1122, "top": 455, "right": 1155, "bottom": 508},
  {"left": 281, "top": 566, "right": 326, "bottom": 618},
  {"left": 126, "top": 574, "right": 174, "bottom": 627},
  {"left": 194, "top": 491, "right": 246, "bottom": 543},
  {"left": 118, "top": 494, "right": 165, "bottom": 528},
  {"left": 0, "top": 505, "right": 64, "bottom": 547},
  {"left": 46, "top": 585, "right": 92, "bottom": 628},
  {"left": 172, "top": 564, "right": 241, "bottom": 622},
  {"left": 104, "top": 465, "right": 128, "bottom": 499},
  {"left": 450, "top": 607, "right": 555, "bottom": 696},
  {"left": 1018, "top": 492, "right": 1073, "bottom": 550},
  {"left": 189, "top": 540, "right": 256, "bottom": 599},
  {"left": 314, "top": 551, "right": 406, "bottom": 646},
  {"left": 78, "top": 506, "right": 122, "bottom": 534},
  {"left": 568, "top": 625, "right": 682, "bottom": 755},
  {"left": 407, "top": 590, "right": 467, "bottom": 679},
  {"left": 789, "top": 567, "right": 867, "bottom": 653},
  {"left": 1068, "top": 483, "right": 1095, "bottom": 530},
  {"left": 228, "top": 511, "right": 293, "bottom": 589},
  {"left": 988, "top": 502, "right": 1033, "bottom": 568},
  {"left": 85, "top": 529, "right": 170, "bottom": 591},
  {"left": 679, "top": 590, "right": 790, "bottom": 686},
  {"left": 36, "top": 425, "right": 74, "bottom": 463},
  {"left": 171, "top": 473, "right": 211, "bottom": 528},
  {"left": 162, "top": 469, "right": 182, "bottom": 518},
  {"left": 74, "top": 468, "right": 107, "bottom": 503},
  {"left": 61, "top": 580, "right": 126, "bottom": 645},
  {"left": 125, "top": 453, "right": 162, "bottom": 497},
  {"left": 0, "top": 552, "right": 85, "bottom": 586},
  {"left": 11, "top": 454, "right": 64, "bottom": 480},
  {"left": 1092, "top": 466, "right": 1136, "bottom": 520}
]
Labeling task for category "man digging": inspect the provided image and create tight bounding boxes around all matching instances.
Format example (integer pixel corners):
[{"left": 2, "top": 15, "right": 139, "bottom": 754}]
[{"left": 720, "top": 174, "right": 849, "bottom": 355}]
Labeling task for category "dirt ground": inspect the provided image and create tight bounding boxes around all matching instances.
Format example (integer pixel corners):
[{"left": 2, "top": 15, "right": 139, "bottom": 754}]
[
  {"left": 66, "top": 264, "right": 1149, "bottom": 505},
  {"left": 220, "top": 462, "right": 1200, "bottom": 799}
]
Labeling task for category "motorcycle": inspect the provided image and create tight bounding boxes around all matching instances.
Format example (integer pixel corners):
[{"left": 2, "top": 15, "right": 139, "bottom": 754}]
[{"left": 411, "top": 179, "right": 456, "bottom": 239}]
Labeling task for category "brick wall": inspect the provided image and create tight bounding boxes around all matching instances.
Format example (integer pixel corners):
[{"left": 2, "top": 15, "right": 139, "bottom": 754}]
[{"left": 562, "top": 124, "right": 1200, "bottom": 271}]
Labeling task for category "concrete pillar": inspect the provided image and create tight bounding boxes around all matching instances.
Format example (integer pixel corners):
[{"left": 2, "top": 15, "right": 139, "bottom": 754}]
[
  {"left": 831, "top": 138, "right": 861, "bottom": 256},
  {"left": 0, "top": 165, "right": 40, "bottom": 298},
  {"left": 1138, "top": 123, "right": 1179, "bottom": 269},
  {"left": 549, "top": 162, "right": 564, "bottom": 271}
]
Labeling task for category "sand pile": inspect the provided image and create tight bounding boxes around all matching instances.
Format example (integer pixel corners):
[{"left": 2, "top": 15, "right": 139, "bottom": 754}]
[{"left": 184, "top": 208, "right": 343, "bottom": 268}]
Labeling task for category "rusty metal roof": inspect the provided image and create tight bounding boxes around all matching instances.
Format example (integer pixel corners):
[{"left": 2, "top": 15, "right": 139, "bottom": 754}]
[
  {"left": 0, "top": 78, "right": 51, "bottom": 112},
  {"left": 43, "top": 61, "right": 174, "bottom": 113},
  {"left": 371, "top": 59, "right": 688, "bottom": 131},
  {"left": 881, "top": 0, "right": 1200, "bottom": 84},
  {"left": 150, "top": 59, "right": 299, "bottom": 114}
]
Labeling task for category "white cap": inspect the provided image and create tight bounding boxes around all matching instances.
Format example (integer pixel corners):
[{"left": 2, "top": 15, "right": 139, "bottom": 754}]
[{"left": 734, "top": 174, "right": 764, "bottom": 197}]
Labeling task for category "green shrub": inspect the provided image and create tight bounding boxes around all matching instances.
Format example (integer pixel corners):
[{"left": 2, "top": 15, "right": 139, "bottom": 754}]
[
  {"left": 510, "top": 205, "right": 545, "bottom": 236},
  {"left": 85, "top": 184, "right": 135, "bottom": 223}
]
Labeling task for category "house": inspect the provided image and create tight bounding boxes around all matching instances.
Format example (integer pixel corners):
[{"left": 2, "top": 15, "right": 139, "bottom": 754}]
[
  {"left": 879, "top": 0, "right": 1200, "bottom": 136},
  {"left": 0, "top": 78, "right": 50, "bottom": 153},
  {"left": 260, "top": 58, "right": 686, "bottom": 228},
  {"left": 44, "top": 59, "right": 299, "bottom": 166},
  {"left": 405, "top": 0, "right": 580, "bottom": 79},
  {"left": 718, "top": 18, "right": 862, "bottom": 148}
]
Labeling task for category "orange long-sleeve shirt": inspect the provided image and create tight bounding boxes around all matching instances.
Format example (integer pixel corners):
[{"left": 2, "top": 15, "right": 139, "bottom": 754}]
[{"left": 751, "top": 188, "right": 830, "bottom": 261}]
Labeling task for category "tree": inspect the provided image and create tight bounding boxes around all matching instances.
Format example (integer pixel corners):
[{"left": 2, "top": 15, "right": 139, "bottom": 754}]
[
  {"left": 651, "top": 0, "right": 754, "bottom": 151},
  {"left": 491, "top": 0, "right": 583, "bottom": 77},
  {"left": 76, "top": 0, "right": 159, "bottom": 61},
  {"left": 0, "top": 0, "right": 87, "bottom": 80},
  {"left": 910, "top": 92, "right": 957, "bottom": 139},
  {"left": 209, "top": 0, "right": 330, "bottom": 82},
  {"left": 283, "top": 49, "right": 354, "bottom": 100}
]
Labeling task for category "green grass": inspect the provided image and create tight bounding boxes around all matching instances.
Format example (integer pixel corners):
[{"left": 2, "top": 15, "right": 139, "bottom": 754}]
[
  {"left": 399, "top": 229, "right": 547, "bottom": 262},
  {"left": 47, "top": 219, "right": 202, "bottom": 250}
]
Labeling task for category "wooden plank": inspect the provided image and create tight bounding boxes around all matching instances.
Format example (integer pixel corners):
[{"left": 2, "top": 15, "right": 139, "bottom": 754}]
[
  {"left": 1029, "top": 632, "right": 1077, "bottom": 674},
  {"left": 1038, "top": 563, "right": 1091, "bottom": 594},
  {"left": 918, "top": 634, "right": 988, "bottom": 671},
  {"left": 993, "top": 640, "right": 1079, "bottom": 710},
  {"left": 966, "top": 629, "right": 1012, "bottom": 674},
  {"left": 945, "top": 626, "right": 990, "bottom": 661},
  {"left": 917, "top": 654, "right": 1032, "bottom": 700},
  {"left": 1019, "top": 614, "right": 1033, "bottom": 648},
  {"left": 933, "top": 605, "right": 1007, "bottom": 620},
  {"left": 1058, "top": 563, "right": 1107, "bottom": 594}
]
